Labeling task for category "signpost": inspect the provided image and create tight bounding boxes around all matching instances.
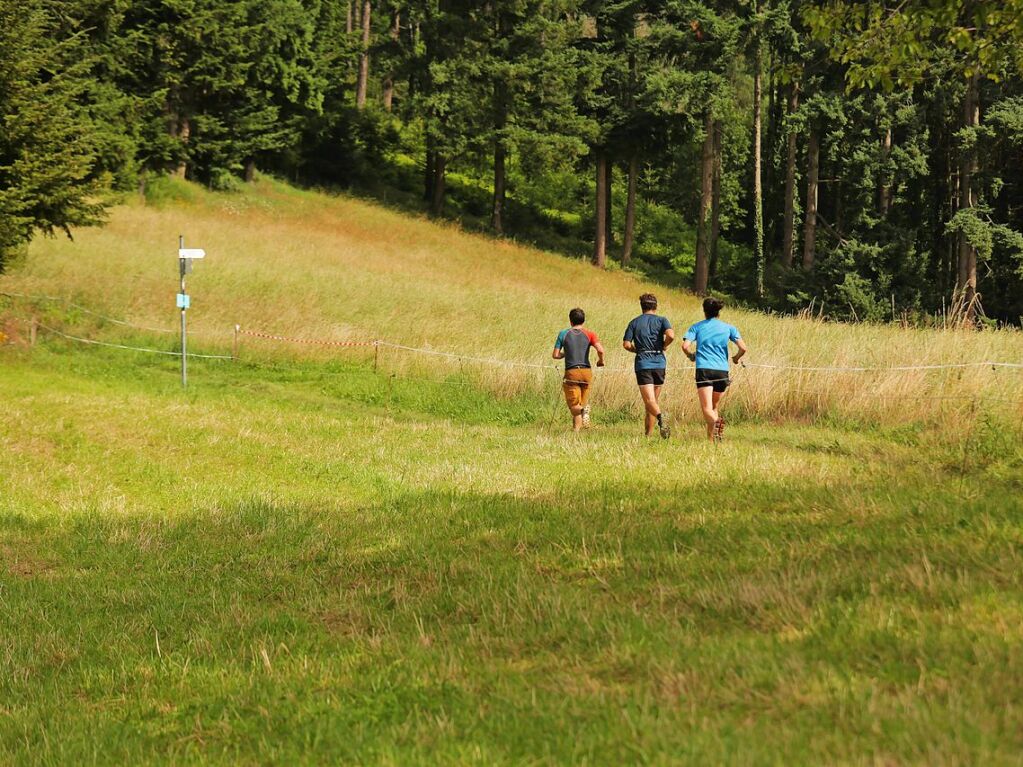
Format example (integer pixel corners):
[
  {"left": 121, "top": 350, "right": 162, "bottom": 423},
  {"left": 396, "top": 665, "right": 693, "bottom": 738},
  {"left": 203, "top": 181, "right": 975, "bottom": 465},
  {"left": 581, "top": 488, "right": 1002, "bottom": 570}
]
[{"left": 177, "top": 235, "right": 206, "bottom": 388}]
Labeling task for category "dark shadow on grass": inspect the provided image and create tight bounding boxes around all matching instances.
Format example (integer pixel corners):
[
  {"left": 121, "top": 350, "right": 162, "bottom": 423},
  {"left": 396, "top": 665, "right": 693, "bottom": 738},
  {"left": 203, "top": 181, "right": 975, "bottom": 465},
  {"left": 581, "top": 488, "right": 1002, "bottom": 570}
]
[{"left": 3, "top": 474, "right": 1021, "bottom": 762}]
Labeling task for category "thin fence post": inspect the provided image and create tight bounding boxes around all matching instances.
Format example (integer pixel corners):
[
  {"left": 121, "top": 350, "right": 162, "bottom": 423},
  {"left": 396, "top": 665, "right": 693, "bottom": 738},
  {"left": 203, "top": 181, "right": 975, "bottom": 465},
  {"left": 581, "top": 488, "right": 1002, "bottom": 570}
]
[
  {"left": 30, "top": 317, "right": 37, "bottom": 347},
  {"left": 374, "top": 340, "right": 380, "bottom": 373},
  {"left": 233, "top": 324, "right": 240, "bottom": 361}
]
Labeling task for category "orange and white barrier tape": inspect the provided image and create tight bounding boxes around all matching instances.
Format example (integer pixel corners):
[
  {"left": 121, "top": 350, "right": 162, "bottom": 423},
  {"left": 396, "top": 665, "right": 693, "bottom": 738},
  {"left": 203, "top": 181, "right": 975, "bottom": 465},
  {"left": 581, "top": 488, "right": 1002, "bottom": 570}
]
[{"left": 237, "top": 328, "right": 377, "bottom": 348}]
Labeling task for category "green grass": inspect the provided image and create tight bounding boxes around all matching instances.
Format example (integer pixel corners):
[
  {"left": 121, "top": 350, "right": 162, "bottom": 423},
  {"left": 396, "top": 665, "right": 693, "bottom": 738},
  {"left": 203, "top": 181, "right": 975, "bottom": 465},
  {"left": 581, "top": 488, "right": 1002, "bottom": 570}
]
[
  {"left": 2, "top": 180, "right": 1023, "bottom": 764},
  {"left": 2, "top": 341, "right": 1022, "bottom": 765}
]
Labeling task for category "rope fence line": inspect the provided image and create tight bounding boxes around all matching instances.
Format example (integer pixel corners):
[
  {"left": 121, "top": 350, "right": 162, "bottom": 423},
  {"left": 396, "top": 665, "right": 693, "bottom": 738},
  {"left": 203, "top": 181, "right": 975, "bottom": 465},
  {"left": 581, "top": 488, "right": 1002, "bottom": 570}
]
[
  {"left": 743, "top": 360, "right": 1023, "bottom": 372},
  {"left": 375, "top": 341, "right": 559, "bottom": 370},
  {"left": 312, "top": 336, "right": 1023, "bottom": 375},
  {"left": 4, "top": 305, "right": 1022, "bottom": 406},
  {"left": 5, "top": 289, "right": 1021, "bottom": 374},
  {"left": 36, "top": 322, "right": 234, "bottom": 360},
  {"left": 1, "top": 290, "right": 225, "bottom": 337}
]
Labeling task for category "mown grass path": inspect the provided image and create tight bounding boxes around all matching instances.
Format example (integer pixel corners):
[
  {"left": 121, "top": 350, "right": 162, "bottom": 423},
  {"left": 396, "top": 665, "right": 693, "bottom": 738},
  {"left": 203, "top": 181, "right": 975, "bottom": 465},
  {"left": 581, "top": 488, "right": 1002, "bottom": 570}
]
[{"left": 2, "top": 346, "right": 1022, "bottom": 765}]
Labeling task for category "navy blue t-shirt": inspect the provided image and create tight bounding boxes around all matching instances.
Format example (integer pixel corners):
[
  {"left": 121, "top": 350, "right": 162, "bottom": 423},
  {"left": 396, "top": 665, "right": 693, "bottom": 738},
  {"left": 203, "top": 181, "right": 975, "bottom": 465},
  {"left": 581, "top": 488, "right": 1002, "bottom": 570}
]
[{"left": 623, "top": 314, "right": 672, "bottom": 371}]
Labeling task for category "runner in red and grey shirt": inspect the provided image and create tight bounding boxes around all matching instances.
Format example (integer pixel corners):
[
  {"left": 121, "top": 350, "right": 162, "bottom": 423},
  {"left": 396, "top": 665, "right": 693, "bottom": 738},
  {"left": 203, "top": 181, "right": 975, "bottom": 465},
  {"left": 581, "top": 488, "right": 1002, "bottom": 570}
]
[{"left": 553, "top": 307, "right": 605, "bottom": 431}]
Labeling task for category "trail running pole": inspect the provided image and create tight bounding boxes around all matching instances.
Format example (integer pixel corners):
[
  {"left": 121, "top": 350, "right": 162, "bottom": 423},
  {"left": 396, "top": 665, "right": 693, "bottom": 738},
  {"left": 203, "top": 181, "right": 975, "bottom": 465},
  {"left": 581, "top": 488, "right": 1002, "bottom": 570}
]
[{"left": 179, "top": 235, "right": 187, "bottom": 387}]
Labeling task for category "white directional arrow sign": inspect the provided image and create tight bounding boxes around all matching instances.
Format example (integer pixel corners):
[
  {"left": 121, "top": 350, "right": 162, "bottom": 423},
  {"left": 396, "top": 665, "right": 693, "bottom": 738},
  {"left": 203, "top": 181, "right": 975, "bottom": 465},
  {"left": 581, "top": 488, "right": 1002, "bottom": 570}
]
[{"left": 178, "top": 248, "right": 206, "bottom": 259}]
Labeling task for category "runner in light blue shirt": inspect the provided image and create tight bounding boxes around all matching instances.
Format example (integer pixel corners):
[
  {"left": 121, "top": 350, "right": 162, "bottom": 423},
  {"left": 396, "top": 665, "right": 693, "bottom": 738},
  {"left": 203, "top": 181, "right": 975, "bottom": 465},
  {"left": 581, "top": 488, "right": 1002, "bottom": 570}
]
[{"left": 681, "top": 297, "right": 747, "bottom": 442}]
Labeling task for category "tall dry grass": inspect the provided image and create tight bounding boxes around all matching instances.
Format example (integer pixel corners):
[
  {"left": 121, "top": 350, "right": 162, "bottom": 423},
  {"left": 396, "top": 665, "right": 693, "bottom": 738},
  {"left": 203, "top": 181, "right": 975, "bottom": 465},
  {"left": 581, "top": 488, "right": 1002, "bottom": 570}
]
[{"left": 3, "top": 177, "right": 1022, "bottom": 425}]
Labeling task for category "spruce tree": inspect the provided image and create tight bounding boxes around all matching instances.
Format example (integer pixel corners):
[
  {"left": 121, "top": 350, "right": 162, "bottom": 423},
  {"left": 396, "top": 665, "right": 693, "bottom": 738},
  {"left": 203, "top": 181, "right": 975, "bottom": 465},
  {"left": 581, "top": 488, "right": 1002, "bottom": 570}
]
[{"left": 0, "top": 0, "right": 107, "bottom": 270}]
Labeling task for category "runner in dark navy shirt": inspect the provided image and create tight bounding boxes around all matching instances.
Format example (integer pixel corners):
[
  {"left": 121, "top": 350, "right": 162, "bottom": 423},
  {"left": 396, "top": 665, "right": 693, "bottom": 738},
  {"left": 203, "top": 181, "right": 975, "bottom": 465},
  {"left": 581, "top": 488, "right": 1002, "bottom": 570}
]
[{"left": 623, "top": 293, "right": 674, "bottom": 438}]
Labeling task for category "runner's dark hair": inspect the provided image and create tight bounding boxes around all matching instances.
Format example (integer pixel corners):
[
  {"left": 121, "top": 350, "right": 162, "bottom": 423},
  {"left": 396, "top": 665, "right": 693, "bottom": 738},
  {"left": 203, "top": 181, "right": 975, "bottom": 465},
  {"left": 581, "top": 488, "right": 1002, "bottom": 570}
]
[
  {"left": 639, "top": 293, "right": 658, "bottom": 311},
  {"left": 703, "top": 297, "right": 724, "bottom": 318},
  {"left": 569, "top": 307, "right": 585, "bottom": 325}
]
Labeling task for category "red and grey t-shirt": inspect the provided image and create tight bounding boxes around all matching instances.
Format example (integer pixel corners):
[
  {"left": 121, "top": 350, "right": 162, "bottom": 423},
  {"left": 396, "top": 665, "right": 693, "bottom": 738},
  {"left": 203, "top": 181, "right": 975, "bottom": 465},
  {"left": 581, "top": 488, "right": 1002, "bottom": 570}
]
[{"left": 554, "top": 327, "right": 599, "bottom": 370}]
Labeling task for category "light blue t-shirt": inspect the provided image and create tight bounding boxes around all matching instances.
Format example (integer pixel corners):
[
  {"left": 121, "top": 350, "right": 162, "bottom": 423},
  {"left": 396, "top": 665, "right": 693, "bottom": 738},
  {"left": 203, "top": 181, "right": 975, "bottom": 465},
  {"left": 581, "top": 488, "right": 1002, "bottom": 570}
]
[{"left": 683, "top": 318, "right": 741, "bottom": 372}]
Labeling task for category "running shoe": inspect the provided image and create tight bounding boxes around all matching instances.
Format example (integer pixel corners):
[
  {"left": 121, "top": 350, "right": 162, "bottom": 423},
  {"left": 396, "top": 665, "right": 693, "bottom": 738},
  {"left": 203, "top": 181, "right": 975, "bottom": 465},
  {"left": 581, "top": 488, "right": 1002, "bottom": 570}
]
[
  {"left": 714, "top": 417, "right": 726, "bottom": 442},
  {"left": 582, "top": 404, "right": 591, "bottom": 429},
  {"left": 658, "top": 414, "right": 671, "bottom": 439}
]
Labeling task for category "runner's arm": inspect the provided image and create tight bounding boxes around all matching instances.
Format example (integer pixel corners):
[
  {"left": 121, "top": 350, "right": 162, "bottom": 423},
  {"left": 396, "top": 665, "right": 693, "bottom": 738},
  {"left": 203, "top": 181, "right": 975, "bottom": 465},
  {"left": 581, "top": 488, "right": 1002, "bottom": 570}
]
[
  {"left": 662, "top": 328, "right": 675, "bottom": 349},
  {"left": 594, "top": 340, "right": 606, "bottom": 367},
  {"left": 732, "top": 338, "right": 748, "bottom": 364},
  {"left": 681, "top": 340, "right": 696, "bottom": 361},
  {"left": 553, "top": 330, "right": 567, "bottom": 360},
  {"left": 622, "top": 322, "right": 636, "bottom": 353}
]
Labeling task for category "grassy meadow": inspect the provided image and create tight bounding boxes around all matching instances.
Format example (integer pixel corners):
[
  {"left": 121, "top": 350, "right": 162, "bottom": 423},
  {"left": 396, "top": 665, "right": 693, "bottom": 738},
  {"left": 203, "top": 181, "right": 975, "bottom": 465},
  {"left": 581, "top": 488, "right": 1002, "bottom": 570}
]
[
  {"left": 2, "top": 178, "right": 1023, "bottom": 764},
  {"left": 3, "top": 176, "right": 1022, "bottom": 424}
]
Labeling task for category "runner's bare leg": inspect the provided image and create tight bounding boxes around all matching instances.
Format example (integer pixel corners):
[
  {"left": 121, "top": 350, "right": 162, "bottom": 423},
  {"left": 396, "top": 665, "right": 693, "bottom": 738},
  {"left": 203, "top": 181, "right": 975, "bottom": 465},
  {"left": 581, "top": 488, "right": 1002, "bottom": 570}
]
[
  {"left": 698, "top": 386, "right": 717, "bottom": 441},
  {"left": 639, "top": 384, "right": 661, "bottom": 436},
  {"left": 712, "top": 389, "right": 726, "bottom": 438},
  {"left": 570, "top": 404, "right": 583, "bottom": 432}
]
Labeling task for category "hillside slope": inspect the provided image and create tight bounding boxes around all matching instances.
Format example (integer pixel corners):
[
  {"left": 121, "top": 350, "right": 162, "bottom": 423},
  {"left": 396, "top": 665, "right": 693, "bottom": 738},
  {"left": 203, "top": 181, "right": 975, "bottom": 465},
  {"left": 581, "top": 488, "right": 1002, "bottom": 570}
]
[{"left": 3, "top": 176, "right": 1022, "bottom": 423}]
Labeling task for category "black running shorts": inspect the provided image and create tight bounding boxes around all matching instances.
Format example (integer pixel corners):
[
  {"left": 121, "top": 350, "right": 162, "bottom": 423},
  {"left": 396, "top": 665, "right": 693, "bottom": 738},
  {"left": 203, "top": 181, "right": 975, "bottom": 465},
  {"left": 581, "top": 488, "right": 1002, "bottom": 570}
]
[
  {"left": 636, "top": 368, "right": 666, "bottom": 386},
  {"left": 695, "top": 368, "right": 730, "bottom": 392}
]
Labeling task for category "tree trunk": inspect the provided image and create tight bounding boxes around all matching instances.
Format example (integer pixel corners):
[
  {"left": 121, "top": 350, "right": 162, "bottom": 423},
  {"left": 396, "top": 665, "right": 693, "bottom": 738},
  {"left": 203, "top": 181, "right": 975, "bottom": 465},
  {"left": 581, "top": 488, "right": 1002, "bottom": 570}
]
[
  {"left": 956, "top": 70, "right": 980, "bottom": 319},
  {"left": 764, "top": 53, "right": 780, "bottom": 234},
  {"left": 751, "top": 13, "right": 765, "bottom": 296},
  {"left": 346, "top": 1, "right": 353, "bottom": 34},
  {"left": 593, "top": 150, "right": 607, "bottom": 268},
  {"left": 174, "top": 116, "right": 190, "bottom": 178},
  {"left": 604, "top": 157, "right": 613, "bottom": 247},
  {"left": 695, "top": 113, "right": 715, "bottom": 296},
  {"left": 802, "top": 127, "right": 819, "bottom": 271},
  {"left": 492, "top": 141, "right": 506, "bottom": 234},
  {"left": 781, "top": 82, "right": 799, "bottom": 268},
  {"left": 424, "top": 149, "right": 435, "bottom": 202},
  {"left": 621, "top": 15, "right": 638, "bottom": 266},
  {"left": 879, "top": 124, "right": 892, "bottom": 215},
  {"left": 622, "top": 155, "right": 638, "bottom": 265},
  {"left": 382, "top": 9, "right": 399, "bottom": 111},
  {"left": 934, "top": 110, "right": 952, "bottom": 300},
  {"left": 244, "top": 158, "right": 256, "bottom": 183},
  {"left": 406, "top": 21, "right": 418, "bottom": 102},
  {"left": 834, "top": 176, "right": 844, "bottom": 237},
  {"left": 491, "top": 76, "right": 508, "bottom": 234},
  {"left": 431, "top": 154, "right": 446, "bottom": 216},
  {"left": 709, "top": 121, "right": 723, "bottom": 282},
  {"left": 356, "top": 0, "right": 371, "bottom": 109}
]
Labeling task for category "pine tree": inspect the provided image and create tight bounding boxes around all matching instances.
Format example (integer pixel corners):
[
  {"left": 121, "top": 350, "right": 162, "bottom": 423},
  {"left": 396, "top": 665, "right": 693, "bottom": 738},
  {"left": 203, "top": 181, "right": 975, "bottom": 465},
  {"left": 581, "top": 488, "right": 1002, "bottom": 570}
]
[
  {"left": 0, "top": 0, "right": 108, "bottom": 270},
  {"left": 481, "top": 0, "right": 594, "bottom": 234},
  {"left": 805, "top": 0, "right": 1023, "bottom": 321}
]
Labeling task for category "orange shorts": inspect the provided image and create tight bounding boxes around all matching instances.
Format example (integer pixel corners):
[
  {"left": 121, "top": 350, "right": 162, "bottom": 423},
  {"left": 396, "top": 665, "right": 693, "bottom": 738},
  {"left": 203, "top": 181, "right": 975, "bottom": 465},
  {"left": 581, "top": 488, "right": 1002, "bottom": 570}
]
[{"left": 562, "top": 368, "right": 593, "bottom": 410}]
